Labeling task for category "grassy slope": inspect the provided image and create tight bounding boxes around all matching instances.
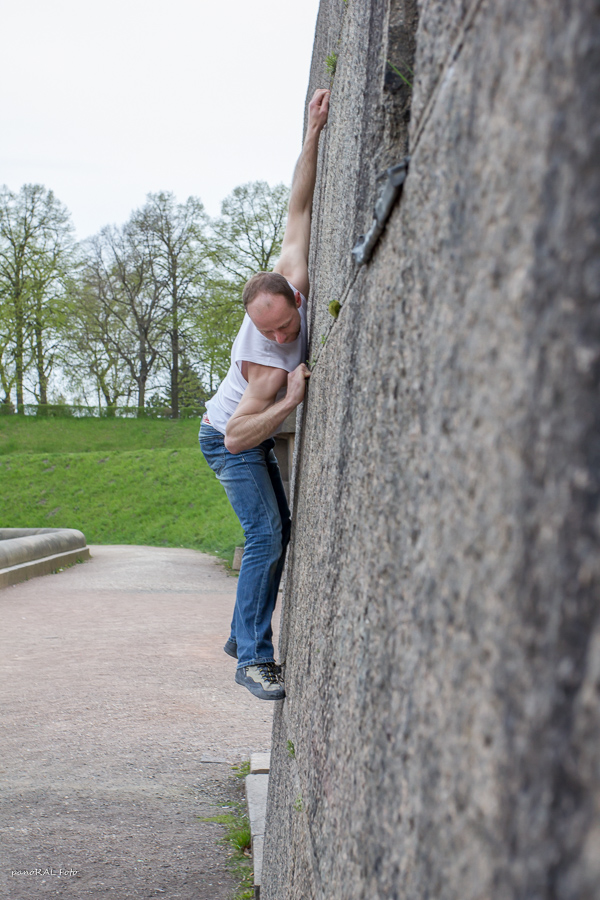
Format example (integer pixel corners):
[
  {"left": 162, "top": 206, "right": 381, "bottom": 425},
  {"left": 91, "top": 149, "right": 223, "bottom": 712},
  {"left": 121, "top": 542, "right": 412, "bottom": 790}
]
[
  {"left": 0, "top": 417, "right": 244, "bottom": 562},
  {"left": 0, "top": 416, "right": 202, "bottom": 455}
]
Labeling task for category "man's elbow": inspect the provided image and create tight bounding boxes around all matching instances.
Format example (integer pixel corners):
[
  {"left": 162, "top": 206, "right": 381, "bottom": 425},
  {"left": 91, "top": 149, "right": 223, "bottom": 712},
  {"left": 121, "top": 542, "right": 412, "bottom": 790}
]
[
  {"left": 224, "top": 429, "right": 243, "bottom": 455},
  {"left": 224, "top": 434, "right": 238, "bottom": 454}
]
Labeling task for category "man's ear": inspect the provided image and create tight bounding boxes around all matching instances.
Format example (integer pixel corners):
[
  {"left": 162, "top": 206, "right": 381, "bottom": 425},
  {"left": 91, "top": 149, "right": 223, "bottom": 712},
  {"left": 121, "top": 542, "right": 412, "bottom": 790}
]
[{"left": 295, "top": 290, "right": 302, "bottom": 308}]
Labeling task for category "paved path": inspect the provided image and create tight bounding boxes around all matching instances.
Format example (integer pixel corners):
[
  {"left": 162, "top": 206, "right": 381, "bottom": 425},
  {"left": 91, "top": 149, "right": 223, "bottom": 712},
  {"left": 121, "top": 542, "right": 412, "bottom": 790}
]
[{"left": 0, "top": 546, "right": 277, "bottom": 900}]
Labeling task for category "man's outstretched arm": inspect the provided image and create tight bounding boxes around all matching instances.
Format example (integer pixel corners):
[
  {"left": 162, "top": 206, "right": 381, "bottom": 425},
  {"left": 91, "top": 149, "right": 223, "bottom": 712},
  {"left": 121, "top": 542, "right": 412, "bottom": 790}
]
[{"left": 274, "top": 88, "right": 330, "bottom": 298}]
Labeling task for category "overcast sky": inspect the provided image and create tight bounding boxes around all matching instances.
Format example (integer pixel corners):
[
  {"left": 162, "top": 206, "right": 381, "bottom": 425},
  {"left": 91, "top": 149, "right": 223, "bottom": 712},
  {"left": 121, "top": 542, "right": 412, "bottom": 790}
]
[{"left": 1, "top": 0, "right": 321, "bottom": 241}]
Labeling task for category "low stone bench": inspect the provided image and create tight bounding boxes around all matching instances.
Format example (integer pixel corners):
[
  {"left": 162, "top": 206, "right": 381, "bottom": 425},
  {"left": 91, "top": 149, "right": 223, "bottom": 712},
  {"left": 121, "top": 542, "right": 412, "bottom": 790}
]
[{"left": 0, "top": 528, "right": 90, "bottom": 589}]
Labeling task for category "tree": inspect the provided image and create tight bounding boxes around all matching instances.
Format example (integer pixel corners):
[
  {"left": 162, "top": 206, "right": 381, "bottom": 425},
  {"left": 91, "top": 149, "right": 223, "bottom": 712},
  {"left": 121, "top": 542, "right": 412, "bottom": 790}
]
[
  {"left": 176, "top": 359, "right": 208, "bottom": 410},
  {"left": 78, "top": 223, "right": 167, "bottom": 412},
  {"left": 193, "top": 277, "right": 245, "bottom": 393},
  {"left": 147, "top": 358, "right": 209, "bottom": 415},
  {"left": 0, "top": 305, "right": 19, "bottom": 409},
  {"left": 132, "top": 193, "right": 208, "bottom": 417},
  {"left": 210, "top": 181, "right": 290, "bottom": 288},
  {"left": 0, "top": 184, "right": 74, "bottom": 412},
  {"left": 62, "top": 273, "right": 131, "bottom": 413},
  {"left": 196, "top": 181, "right": 290, "bottom": 393}
]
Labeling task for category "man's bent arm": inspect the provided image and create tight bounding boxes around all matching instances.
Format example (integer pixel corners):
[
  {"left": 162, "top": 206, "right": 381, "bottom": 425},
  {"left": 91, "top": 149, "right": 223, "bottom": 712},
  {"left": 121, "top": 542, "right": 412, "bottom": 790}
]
[{"left": 224, "top": 362, "right": 310, "bottom": 454}]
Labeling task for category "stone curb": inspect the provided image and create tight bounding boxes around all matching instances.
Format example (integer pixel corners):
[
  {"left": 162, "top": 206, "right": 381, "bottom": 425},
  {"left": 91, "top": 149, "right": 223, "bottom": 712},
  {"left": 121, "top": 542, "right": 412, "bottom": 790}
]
[
  {"left": 0, "top": 528, "right": 90, "bottom": 588},
  {"left": 246, "top": 752, "right": 271, "bottom": 899}
]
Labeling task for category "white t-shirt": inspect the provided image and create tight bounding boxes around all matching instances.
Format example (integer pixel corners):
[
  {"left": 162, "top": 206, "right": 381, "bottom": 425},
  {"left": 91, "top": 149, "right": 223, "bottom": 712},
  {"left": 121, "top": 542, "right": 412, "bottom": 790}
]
[{"left": 205, "top": 286, "right": 307, "bottom": 436}]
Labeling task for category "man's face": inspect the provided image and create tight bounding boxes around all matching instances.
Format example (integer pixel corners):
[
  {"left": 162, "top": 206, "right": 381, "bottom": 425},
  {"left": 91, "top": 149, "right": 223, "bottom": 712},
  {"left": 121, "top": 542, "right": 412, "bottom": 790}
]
[{"left": 247, "top": 291, "right": 302, "bottom": 344}]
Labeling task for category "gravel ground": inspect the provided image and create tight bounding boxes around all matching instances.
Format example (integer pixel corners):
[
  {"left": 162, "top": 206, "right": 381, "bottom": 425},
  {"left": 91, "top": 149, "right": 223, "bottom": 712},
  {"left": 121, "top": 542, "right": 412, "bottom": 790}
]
[{"left": 0, "top": 545, "right": 277, "bottom": 899}]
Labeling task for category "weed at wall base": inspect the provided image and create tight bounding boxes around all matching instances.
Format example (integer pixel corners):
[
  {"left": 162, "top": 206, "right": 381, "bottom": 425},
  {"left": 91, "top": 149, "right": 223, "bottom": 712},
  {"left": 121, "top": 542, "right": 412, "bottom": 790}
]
[{"left": 198, "top": 763, "right": 254, "bottom": 900}]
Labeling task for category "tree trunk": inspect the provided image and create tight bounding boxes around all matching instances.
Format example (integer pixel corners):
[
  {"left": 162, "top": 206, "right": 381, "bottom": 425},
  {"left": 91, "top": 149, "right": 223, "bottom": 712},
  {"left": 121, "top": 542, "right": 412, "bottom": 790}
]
[
  {"left": 171, "top": 327, "right": 179, "bottom": 418},
  {"left": 34, "top": 302, "right": 48, "bottom": 407},
  {"left": 137, "top": 366, "right": 147, "bottom": 414},
  {"left": 137, "top": 378, "right": 146, "bottom": 414},
  {"left": 14, "top": 294, "right": 25, "bottom": 415},
  {"left": 170, "top": 277, "right": 179, "bottom": 419},
  {"left": 137, "top": 334, "right": 148, "bottom": 415},
  {"left": 97, "top": 373, "right": 116, "bottom": 417}
]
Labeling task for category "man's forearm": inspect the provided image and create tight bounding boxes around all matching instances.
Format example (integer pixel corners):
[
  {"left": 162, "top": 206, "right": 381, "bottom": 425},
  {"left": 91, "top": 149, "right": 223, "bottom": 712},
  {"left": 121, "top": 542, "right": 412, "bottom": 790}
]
[
  {"left": 225, "top": 395, "right": 296, "bottom": 455},
  {"left": 289, "top": 125, "right": 322, "bottom": 216}
]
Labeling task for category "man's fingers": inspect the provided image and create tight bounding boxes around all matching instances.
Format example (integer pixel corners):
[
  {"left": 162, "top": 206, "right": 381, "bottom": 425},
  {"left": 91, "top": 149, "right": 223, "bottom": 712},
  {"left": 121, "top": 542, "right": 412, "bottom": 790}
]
[
  {"left": 289, "top": 363, "right": 310, "bottom": 386},
  {"left": 312, "top": 88, "right": 331, "bottom": 108},
  {"left": 286, "top": 364, "right": 310, "bottom": 406},
  {"left": 312, "top": 90, "right": 330, "bottom": 124}
]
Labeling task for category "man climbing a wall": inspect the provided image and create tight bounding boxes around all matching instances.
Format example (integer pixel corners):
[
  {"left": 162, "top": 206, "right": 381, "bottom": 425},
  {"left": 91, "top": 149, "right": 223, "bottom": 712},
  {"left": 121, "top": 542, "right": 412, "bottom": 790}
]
[{"left": 199, "top": 88, "right": 330, "bottom": 701}]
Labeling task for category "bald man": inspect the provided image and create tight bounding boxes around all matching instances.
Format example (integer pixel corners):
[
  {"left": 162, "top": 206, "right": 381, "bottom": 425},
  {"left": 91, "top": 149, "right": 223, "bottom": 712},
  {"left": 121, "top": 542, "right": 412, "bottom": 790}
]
[{"left": 199, "top": 88, "right": 330, "bottom": 700}]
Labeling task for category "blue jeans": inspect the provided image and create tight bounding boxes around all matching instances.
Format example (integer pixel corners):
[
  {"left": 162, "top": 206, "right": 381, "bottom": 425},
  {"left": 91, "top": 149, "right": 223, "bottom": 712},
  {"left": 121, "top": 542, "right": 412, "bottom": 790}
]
[{"left": 199, "top": 423, "right": 291, "bottom": 668}]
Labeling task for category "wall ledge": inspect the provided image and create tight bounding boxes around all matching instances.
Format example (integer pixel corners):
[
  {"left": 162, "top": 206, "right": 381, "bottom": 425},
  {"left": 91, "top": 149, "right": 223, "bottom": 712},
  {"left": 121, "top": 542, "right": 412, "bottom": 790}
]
[{"left": 0, "top": 528, "right": 90, "bottom": 588}]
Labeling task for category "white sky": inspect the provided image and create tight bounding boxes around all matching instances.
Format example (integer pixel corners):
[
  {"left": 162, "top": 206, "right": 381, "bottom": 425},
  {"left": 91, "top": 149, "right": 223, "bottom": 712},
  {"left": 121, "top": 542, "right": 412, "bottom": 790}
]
[{"left": 1, "top": 0, "right": 321, "bottom": 241}]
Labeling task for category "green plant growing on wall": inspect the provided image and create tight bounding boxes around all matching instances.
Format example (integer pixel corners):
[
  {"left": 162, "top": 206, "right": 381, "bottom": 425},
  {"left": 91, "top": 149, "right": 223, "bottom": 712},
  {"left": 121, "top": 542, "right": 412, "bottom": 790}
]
[
  {"left": 386, "top": 58, "right": 413, "bottom": 89},
  {"left": 325, "top": 52, "right": 338, "bottom": 81},
  {"left": 287, "top": 739, "right": 296, "bottom": 759},
  {"left": 328, "top": 300, "right": 341, "bottom": 319},
  {"left": 293, "top": 793, "right": 304, "bottom": 812}
]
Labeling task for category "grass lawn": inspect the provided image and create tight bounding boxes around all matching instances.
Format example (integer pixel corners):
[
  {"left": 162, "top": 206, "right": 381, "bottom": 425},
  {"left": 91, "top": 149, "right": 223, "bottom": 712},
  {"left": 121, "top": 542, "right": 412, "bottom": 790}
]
[
  {"left": 0, "top": 416, "right": 244, "bottom": 563},
  {"left": 0, "top": 415, "right": 202, "bottom": 455}
]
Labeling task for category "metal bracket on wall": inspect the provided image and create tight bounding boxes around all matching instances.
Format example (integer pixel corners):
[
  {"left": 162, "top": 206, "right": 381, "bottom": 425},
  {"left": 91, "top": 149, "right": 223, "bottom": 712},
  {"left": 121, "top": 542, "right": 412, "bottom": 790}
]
[{"left": 351, "top": 157, "right": 410, "bottom": 266}]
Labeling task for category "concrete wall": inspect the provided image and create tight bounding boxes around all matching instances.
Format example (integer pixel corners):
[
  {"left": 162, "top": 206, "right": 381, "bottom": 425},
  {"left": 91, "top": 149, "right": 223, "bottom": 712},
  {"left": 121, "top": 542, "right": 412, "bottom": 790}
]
[{"left": 262, "top": 1, "right": 600, "bottom": 898}]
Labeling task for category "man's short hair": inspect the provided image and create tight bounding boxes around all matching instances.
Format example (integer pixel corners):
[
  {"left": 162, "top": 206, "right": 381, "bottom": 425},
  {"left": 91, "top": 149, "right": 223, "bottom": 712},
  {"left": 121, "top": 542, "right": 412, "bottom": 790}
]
[{"left": 242, "top": 272, "right": 296, "bottom": 310}]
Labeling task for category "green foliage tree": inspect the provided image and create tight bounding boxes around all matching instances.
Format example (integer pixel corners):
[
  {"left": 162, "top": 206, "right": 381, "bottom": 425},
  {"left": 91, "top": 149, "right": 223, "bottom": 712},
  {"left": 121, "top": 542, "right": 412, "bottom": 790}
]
[
  {"left": 0, "top": 304, "right": 19, "bottom": 409},
  {"left": 0, "top": 184, "right": 74, "bottom": 413},
  {"left": 176, "top": 359, "right": 208, "bottom": 409},
  {"left": 132, "top": 192, "right": 208, "bottom": 418},
  {"left": 62, "top": 272, "right": 132, "bottom": 414},
  {"left": 194, "top": 277, "right": 245, "bottom": 394},
  {"left": 210, "top": 181, "right": 290, "bottom": 287},
  {"left": 196, "top": 181, "right": 290, "bottom": 393},
  {"left": 77, "top": 223, "right": 166, "bottom": 413}
]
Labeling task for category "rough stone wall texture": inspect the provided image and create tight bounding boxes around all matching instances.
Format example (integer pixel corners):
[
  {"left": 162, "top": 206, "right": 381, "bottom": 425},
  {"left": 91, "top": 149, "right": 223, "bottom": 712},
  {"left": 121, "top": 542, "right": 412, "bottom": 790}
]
[{"left": 263, "top": 1, "right": 600, "bottom": 899}]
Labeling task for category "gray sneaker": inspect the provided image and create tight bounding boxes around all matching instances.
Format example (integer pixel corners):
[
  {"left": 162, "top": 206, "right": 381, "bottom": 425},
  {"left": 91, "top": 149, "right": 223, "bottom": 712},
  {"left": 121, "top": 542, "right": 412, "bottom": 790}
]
[
  {"left": 235, "top": 663, "right": 285, "bottom": 700},
  {"left": 224, "top": 639, "right": 238, "bottom": 659},
  {"left": 225, "top": 641, "right": 282, "bottom": 675}
]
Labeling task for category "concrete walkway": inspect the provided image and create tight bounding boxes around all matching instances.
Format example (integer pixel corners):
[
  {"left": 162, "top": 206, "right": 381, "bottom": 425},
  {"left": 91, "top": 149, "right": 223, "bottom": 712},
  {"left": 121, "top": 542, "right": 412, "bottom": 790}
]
[{"left": 0, "top": 546, "right": 276, "bottom": 900}]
